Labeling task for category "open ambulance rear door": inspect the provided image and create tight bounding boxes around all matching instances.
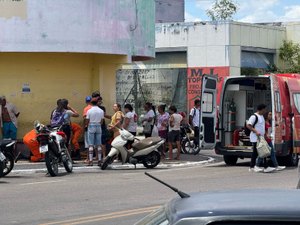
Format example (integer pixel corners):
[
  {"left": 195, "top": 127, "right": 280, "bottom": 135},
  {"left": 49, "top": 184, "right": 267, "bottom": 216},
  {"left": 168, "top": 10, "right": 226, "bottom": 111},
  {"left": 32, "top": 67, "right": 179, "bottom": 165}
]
[
  {"left": 199, "top": 75, "right": 218, "bottom": 149},
  {"left": 285, "top": 77, "right": 300, "bottom": 166}
]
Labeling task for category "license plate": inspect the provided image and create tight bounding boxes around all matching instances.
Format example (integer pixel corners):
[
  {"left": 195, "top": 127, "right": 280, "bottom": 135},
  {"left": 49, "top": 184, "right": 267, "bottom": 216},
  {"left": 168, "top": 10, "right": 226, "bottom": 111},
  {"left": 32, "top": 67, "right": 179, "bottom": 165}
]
[
  {"left": 39, "top": 145, "right": 48, "bottom": 153},
  {"left": 0, "top": 152, "right": 5, "bottom": 161}
]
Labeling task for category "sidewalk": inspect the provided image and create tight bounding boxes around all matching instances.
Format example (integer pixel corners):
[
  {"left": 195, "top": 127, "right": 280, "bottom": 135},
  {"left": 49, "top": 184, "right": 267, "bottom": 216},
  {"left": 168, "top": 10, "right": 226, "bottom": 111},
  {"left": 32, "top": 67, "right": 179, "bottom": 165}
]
[{"left": 12, "top": 149, "right": 216, "bottom": 173}]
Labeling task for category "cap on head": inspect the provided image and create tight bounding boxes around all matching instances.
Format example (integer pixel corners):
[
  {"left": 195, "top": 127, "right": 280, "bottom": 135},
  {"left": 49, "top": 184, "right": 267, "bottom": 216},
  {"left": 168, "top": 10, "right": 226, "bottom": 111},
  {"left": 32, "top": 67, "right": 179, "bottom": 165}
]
[{"left": 85, "top": 96, "right": 92, "bottom": 102}]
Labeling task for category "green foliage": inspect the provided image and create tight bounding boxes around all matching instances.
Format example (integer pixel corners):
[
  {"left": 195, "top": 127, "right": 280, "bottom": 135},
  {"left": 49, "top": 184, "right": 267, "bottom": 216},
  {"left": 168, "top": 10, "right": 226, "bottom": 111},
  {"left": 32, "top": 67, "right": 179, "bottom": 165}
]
[
  {"left": 279, "top": 40, "right": 300, "bottom": 73},
  {"left": 206, "top": 0, "right": 238, "bottom": 21}
]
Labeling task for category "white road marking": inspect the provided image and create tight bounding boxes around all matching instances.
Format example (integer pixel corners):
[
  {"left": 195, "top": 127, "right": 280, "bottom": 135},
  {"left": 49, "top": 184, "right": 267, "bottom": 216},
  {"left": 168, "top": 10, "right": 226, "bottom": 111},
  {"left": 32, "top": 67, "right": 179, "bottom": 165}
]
[{"left": 20, "top": 180, "right": 67, "bottom": 186}]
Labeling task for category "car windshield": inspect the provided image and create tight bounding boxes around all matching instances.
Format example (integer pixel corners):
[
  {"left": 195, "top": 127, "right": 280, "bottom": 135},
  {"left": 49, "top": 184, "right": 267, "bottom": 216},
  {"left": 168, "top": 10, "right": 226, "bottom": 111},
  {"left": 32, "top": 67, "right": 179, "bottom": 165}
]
[{"left": 134, "top": 206, "right": 169, "bottom": 225}]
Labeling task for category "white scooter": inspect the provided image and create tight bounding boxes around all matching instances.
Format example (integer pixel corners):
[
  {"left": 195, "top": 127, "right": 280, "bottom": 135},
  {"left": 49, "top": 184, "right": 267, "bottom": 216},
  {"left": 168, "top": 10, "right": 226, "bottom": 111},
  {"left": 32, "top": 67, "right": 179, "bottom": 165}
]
[{"left": 101, "top": 129, "right": 165, "bottom": 170}]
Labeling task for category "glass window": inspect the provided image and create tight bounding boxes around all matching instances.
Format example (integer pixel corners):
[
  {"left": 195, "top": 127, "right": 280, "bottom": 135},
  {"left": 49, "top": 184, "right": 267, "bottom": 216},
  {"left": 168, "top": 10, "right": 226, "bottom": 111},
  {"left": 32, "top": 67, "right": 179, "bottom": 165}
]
[
  {"left": 275, "top": 91, "right": 281, "bottom": 112},
  {"left": 293, "top": 93, "right": 300, "bottom": 114},
  {"left": 202, "top": 92, "right": 213, "bottom": 113},
  {"left": 241, "top": 51, "right": 274, "bottom": 69},
  {"left": 205, "top": 78, "right": 216, "bottom": 89},
  {"left": 134, "top": 207, "right": 169, "bottom": 225}
]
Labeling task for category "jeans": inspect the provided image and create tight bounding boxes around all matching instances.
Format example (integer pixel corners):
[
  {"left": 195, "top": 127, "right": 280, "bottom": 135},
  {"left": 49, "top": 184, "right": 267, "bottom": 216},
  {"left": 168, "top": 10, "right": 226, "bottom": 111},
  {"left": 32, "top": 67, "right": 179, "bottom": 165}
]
[
  {"left": 257, "top": 142, "right": 279, "bottom": 167},
  {"left": 3, "top": 122, "right": 17, "bottom": 140},
  {"left": 193, "top": 126, "right": 199, "bottom": 147},
  {"left": 88, "top": 124, "right": 102, "bottom": 146},
  {"left": 250, "top": 142, "right": 259, "bottom": 168}
]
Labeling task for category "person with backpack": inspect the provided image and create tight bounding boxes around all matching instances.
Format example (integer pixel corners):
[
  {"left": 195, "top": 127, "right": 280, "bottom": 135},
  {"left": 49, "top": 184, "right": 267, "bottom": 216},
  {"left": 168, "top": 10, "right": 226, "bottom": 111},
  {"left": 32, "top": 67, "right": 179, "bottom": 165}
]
[
  {"left": 50, "top": 99, "right": 66, "bottom": 127},
  {"left": 189, "top": 99, "right": 201, "bottom": 148},
  {"left": 247, "top": 104, "right": 275, "bottom": 173},
  {"left": 50, "top": 99, "right": 79, "bottom": 148},
  {"left": 256, "top": 111, "right": 286, "bottom": 171}
]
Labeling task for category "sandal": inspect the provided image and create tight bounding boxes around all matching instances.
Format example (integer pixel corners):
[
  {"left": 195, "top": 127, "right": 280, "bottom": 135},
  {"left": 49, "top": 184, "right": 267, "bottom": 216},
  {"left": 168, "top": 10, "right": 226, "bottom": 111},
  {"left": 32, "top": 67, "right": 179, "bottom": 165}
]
[{"left": 87, "top": 161, "right": 93, "bottom": 166}]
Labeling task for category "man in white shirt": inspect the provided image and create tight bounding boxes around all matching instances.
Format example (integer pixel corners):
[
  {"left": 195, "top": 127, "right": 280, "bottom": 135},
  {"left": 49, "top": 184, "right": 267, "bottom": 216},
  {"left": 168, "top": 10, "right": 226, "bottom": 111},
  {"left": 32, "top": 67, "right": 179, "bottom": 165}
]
[
  {"left": 189, "top": 99, "right": 200, "bottom": 147},
  {"left": 85, "top": 98, "right": 104, "bottom": 166},
  {"left": 247, "top": 104, "right": 275, "bottom": 173}
]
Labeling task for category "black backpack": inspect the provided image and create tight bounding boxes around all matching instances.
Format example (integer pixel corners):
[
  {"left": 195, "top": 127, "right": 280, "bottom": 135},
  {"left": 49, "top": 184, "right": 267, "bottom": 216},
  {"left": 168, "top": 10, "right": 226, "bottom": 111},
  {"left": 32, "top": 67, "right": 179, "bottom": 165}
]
[{"left": 244, "top": 114, "right": 258, "bottom": 136}]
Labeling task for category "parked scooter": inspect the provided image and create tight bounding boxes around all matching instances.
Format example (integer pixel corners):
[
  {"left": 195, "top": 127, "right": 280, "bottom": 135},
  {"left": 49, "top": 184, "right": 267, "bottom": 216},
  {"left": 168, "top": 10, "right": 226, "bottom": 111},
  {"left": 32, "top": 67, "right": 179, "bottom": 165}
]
[
  {"left": 101, "top": 129, "right": 164, "bottom": 170},
  {"left": 34, "top": 121, "right": 73, "bottom": 176},
  {"left": 0, "top": 139, "right": 17, "bottom": 177}
]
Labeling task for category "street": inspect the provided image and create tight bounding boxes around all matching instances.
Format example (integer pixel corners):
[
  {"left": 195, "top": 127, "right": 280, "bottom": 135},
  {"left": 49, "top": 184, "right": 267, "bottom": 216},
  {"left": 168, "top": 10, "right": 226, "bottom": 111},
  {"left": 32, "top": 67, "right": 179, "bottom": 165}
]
[{"left": 0, "top": 150, "right": 299, "bottom": 225}]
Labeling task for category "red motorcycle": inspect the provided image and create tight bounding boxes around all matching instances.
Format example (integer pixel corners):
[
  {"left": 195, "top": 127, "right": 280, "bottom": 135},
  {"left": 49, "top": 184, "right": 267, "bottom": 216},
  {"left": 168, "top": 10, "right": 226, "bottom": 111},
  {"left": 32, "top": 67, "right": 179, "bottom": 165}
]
[{"left": 34, "top": 121, "right": 73, "bottom": 176}]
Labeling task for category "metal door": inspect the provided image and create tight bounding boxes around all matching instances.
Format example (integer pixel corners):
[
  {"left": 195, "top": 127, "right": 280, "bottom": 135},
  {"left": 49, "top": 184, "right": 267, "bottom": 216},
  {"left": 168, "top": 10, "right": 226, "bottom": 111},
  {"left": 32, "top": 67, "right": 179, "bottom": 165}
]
[{"left": 199, "top": 75, "right": 218, "bottom": 149}]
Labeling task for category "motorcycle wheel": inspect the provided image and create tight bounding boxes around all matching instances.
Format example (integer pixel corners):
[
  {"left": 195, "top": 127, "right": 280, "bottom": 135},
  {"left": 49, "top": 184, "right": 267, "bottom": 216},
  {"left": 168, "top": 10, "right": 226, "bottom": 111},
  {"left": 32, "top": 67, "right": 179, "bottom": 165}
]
[
  {"left": 45, "top": 151, "right": 59, "bottom": 177},
  {"left": 181, "top": 139, "right": 200, "bottom": 155},
  {"left": 62, "top": 150, "right": 73, "bottom": 173},
  {"left": 3, "top": 152, "right": 14, "bottom": 176},
  {"left": 101, "top": 156, "right": 113, "bottom": 170},
  {"left": 143, "top": 151, "right": 161, "bottom": 169}
]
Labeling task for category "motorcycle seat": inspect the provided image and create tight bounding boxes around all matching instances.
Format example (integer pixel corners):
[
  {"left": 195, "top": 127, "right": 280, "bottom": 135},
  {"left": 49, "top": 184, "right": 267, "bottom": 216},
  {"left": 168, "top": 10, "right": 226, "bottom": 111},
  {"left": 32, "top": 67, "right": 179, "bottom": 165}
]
[
  {"left": 132, "top": 137, "right": 162, "bottom": 150},
  {"left": 0, "top": 139, "right": 14, "bottom": 147}
]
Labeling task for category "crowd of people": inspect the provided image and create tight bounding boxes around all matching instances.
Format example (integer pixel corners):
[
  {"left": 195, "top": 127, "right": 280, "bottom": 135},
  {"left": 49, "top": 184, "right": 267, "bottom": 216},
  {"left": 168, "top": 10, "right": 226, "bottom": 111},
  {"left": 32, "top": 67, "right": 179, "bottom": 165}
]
[
  {"left": 21, "top": 91, "right": 202, "bottom": 164},
  {"left": 1, "top": 93, "right": 286, "bottom": 172}
]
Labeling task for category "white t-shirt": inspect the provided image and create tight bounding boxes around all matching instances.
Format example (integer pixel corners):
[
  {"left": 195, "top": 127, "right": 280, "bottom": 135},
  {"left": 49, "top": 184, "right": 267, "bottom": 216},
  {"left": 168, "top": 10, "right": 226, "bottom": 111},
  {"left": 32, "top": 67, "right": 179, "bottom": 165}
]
[
  {"left": 189, "top": 107, "right": 200, "bottom": 127},
  {"left": 144, "top": 109, "right": 155, "bottom": 125},
  {"left": 86, "top": 106, "right": 104, "bottom": 124},
  {"left": 64, "top": 110, "right": 76, "bottom": 124},
  {"left": 169, "top": 113, "right": 183, "bottom": 131},
  {"left": 124, "top": 111, "right": 137, "bottom": 133},
  {"left": 247, "top": 113, "right": 265, "bottom": 143}
]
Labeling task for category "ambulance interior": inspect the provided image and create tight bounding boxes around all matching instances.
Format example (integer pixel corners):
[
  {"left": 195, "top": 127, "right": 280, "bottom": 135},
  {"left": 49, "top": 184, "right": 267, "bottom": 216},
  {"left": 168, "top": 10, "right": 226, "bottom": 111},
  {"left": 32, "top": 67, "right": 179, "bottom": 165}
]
[{"left": 221, "top": 77, "right": 272, "bottom": 148}]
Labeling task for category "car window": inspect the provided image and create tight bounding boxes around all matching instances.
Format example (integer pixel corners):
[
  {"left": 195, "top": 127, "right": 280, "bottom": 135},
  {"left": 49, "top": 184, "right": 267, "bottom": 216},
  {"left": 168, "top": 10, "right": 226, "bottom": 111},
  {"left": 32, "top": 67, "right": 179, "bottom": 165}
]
[
  {"left": 209, "top": 222, "right": 300, "bottom": 225},
  {"left": 134, "top": 207, "right": 169, "bottom": 225}
]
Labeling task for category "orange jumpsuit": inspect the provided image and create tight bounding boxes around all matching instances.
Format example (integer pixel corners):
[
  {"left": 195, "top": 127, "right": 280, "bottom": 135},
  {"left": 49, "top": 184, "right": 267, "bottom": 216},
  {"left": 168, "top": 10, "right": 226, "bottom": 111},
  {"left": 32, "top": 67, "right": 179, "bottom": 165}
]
[
  {"left": 23, "top": 129, "right": 44, "bottom": 162},
  {"left": 71, "top": 123, "right": 82, "bottom": 151}
]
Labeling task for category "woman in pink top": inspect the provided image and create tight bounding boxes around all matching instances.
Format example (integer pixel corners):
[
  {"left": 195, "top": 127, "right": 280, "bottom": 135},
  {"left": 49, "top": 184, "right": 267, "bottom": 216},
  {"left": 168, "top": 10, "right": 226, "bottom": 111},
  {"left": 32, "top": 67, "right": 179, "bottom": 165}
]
[{"left": 156, "top": 104, "right": 169, "bottom": 157}]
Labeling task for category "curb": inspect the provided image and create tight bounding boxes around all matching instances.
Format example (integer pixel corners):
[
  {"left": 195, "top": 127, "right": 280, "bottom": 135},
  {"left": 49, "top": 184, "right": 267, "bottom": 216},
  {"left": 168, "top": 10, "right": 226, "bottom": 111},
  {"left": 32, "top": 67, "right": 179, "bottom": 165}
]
[{"left": 11, "top": 157, "right": 215, "bottom": 174}]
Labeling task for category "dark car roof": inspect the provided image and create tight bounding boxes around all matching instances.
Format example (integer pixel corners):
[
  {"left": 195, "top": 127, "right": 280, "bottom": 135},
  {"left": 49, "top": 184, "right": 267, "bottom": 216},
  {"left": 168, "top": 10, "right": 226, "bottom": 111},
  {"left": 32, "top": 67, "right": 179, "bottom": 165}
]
[{"left": 167, "top": 189, "right": 300, "bottom": 223}]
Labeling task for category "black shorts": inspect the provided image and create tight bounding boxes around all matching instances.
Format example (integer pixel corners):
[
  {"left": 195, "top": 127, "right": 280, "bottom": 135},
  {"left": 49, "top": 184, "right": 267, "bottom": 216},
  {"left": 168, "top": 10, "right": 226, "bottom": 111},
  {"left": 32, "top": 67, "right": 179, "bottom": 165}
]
[{"left": 168, "top": 130, "right": 181, "bottom": 143}]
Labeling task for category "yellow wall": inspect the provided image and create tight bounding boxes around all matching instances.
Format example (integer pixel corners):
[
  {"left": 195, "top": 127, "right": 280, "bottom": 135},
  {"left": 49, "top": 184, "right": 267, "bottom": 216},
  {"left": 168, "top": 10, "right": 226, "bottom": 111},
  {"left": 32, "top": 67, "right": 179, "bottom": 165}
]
[{"left": 0, "top": 52, "right": 127, "bottom": 139}]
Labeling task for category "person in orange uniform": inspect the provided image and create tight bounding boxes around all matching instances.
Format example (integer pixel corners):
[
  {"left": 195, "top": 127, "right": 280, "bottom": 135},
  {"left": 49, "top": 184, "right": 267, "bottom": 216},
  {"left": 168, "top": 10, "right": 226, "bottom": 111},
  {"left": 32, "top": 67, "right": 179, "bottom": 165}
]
[
  {"left": 71, "top": 122, "right": 82, "bottom": 160},
  {"left": 23, "top": 129, "right": 44, "bottom": 162}
]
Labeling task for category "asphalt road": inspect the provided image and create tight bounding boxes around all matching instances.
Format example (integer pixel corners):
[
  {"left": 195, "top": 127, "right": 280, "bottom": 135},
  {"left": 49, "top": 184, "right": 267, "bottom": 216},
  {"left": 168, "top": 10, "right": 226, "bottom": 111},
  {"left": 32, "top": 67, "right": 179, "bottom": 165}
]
[{"left": 0, "top": 151, "right": 299, "bottom": 225}]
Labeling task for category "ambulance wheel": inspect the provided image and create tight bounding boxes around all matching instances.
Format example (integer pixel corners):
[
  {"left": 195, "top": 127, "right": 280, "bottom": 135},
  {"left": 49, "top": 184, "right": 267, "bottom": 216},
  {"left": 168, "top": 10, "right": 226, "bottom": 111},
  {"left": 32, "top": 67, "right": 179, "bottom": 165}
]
[
  {"left": 143, "top": 151, "right": 161, "bottom": 169},
  {"left": 223, "top": 155, "right": 238, "bottom": 166}
]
